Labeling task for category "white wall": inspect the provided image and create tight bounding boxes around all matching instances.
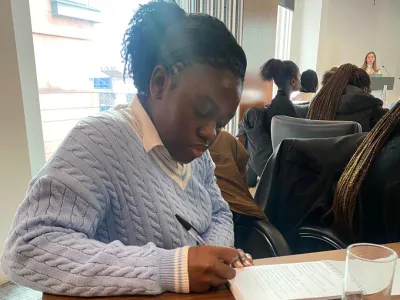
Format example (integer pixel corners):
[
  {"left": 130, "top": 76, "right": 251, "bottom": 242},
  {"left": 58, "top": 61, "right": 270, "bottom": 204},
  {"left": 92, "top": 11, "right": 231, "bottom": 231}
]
[
  {"left": 0, "top": 0, "right": 44, "bottom": 283},
  {"left": 293, "top": 0, "right": 400, "bottom": 105},
  {"left": 0, "top": 0, "right": 30, "bottom": 284}
]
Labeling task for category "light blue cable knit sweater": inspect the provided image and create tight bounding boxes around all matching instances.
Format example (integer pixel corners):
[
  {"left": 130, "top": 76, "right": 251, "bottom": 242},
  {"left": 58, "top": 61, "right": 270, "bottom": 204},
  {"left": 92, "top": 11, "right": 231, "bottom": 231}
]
[{"left": 1, "top": 106, "right": 234, "bottom": 297}]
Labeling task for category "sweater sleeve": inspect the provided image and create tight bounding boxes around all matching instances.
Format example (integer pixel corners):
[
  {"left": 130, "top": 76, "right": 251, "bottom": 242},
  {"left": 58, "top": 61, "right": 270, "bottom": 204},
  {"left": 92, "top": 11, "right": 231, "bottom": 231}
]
[
  {"left": 201, "top": 152, "right": 234, "bottom": 247},
  {"left": 1, "top": 136, "right": 189, "bottom": 297}
]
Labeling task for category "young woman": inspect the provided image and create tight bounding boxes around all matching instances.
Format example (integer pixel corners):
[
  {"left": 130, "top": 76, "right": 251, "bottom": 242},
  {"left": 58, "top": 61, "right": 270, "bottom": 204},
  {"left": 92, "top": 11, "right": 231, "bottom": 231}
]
[
  {"left": 333, "top": 101, "right": 400, "bottom": 243},
  {"left": 261, "top": 58, "right": 301, "bottom": 127},
  {"left": 291, "top": 69, "right": 318, "bottom": 103},
  {"left": 361, "top": 51, "right": 380, "bottom": 75},
  {"left": 307, "top": 63, "right": 387, "bottom": 131},
  {"left": 239, "top": 59, "right": 301, "bottom": 182},
  {"left": 1, "top": 1, "right": 249, "bottom": 297}
]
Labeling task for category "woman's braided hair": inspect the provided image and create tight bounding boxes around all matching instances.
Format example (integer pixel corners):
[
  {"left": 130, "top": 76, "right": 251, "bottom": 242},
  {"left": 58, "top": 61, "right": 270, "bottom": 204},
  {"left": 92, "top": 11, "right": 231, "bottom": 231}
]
[
  {"left": 307, "top": 64, "right": 370, "bottom": 120},
  {"left": 333, "top": 101, "right": 400, "bottom": 237}
]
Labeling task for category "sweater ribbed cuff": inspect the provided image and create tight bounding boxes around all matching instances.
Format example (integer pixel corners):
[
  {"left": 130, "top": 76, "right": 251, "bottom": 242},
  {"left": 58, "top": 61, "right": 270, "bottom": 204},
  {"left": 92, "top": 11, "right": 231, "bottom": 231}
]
[{"left": 159, "top": 246, "right": 190, "bottom": 293}]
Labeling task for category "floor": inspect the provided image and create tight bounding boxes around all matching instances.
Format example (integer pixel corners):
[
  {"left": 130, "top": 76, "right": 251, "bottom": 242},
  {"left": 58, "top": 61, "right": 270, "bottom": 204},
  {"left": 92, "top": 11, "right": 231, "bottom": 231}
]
[{"left": 0, "top": 282, "right": 42, "bottom": 300}]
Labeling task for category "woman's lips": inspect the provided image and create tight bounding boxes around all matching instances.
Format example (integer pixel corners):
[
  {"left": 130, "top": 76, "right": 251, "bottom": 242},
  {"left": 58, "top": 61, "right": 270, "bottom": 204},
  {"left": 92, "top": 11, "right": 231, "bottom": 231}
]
[{"left": 190, "top": 144, "right": 208, "bottom": 158}]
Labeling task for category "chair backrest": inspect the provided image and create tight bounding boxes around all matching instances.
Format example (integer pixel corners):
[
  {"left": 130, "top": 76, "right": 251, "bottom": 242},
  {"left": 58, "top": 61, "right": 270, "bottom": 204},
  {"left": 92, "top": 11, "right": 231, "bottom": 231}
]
[{"left": 271, "top": 115, "right": 362, "bottom": 149}]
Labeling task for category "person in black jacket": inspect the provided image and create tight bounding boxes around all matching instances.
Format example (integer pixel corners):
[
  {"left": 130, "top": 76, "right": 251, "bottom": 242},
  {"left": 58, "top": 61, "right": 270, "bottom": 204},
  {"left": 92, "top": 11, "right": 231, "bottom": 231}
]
[
  {"left": 239, "top": 59, "right": 302, "bottom": 185},
  {"left": 261, "top": 59, "right": 301, "bottom": 126},
  {"left": 307, "top": 63, "right": 387, "bottom": 131},
  {"left": 333, "top": 101, "right": 400, "bottom": 243}
]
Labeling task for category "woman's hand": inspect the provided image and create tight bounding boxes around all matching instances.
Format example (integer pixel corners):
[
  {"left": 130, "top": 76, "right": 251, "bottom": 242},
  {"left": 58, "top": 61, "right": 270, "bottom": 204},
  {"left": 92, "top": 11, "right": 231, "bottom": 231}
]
[
  {"left": 188, "top": 246, "right": 238, "bottom": 293},
  {"left": 232, "top": 248, "right": 253, "bottom": 268}
]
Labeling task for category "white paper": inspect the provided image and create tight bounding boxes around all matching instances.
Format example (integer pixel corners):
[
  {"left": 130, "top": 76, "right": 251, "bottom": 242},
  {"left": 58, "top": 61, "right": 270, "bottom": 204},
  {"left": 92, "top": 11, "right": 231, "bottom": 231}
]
[
  {"left": 229, "top": 261, "right": 344, "bottom": 300},
  {"left": 230, "top": 260, "right": 400, "bottom": 300}
]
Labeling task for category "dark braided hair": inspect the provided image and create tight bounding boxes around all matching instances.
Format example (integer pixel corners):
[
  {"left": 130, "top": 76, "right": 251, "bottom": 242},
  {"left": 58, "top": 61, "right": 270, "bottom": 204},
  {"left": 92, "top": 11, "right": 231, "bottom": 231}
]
[
  {"left": 121, "top": 0, "right": 247, "bottom": 100},
  {"left": 300, "top": 69, "right": 318, "bottom": 93},
  {"left": 307, "top": 64, "right": 370, "bottom": 120},
  {"left": 333, "top": 101, "right": 397, "bottom": 239}
]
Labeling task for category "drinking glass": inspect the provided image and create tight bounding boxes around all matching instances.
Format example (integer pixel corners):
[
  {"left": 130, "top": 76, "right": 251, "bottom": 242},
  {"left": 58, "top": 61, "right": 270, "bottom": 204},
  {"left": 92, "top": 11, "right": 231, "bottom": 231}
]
[{"left": 342, "top": 243, "right": 397, "bottom": 299}]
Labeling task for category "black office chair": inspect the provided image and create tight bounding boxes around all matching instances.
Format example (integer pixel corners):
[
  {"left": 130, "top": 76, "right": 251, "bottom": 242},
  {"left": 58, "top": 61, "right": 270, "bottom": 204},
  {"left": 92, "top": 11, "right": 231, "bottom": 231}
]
[
  {"left": 254, "top": 133, "right": 367, "bottom": 253},
  {"left": 235, "top": 218, "right": 292, "bottom": 259}
]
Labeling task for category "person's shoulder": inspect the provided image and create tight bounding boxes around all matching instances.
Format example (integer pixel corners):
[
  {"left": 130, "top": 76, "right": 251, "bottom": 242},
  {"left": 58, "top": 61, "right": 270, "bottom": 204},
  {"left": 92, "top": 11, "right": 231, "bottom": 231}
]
[
  {"left": 218, "top": 130, "right": 236, "bottom": 142},
  {"left": 73, "top": 108, "right": 133, "bottom": 136}
]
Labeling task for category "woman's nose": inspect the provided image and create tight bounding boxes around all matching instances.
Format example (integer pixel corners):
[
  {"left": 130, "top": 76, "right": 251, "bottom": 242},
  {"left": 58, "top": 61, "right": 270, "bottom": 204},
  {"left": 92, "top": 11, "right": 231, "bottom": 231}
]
[{"left": 198, "top": 122, "right": 217, "bottom": 142}]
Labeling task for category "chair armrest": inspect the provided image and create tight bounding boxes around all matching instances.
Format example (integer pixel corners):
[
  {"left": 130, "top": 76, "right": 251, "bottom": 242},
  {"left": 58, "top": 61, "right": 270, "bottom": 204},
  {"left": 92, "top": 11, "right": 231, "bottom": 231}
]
[
  {"left": 297, "top": 225, "right": 348, "bottom": 250},
  {"left": 251, "top": 219, "right": 292, "bottom": 257}
]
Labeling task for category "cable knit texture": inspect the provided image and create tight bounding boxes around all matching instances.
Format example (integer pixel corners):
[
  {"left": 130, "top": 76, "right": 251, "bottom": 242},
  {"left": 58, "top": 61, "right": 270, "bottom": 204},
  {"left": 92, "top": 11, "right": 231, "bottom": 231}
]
[{"left": 1, "top": 108, "right": 234, "bottom": 297}]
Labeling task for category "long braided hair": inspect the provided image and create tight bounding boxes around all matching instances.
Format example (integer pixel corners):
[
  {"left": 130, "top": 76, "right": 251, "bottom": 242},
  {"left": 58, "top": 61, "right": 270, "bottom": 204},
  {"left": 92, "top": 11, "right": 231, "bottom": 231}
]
[
  {"left": 333, "top": 101, "right": 400, "bottom": 238},
  {"left": 307, "top": 64, "right": 370, "bottom": 120}
]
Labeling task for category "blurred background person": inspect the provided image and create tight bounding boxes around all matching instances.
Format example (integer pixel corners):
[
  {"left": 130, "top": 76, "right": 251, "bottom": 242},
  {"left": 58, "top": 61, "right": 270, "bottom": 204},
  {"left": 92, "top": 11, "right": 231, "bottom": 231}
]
[
  {"left": 291, "top": 69, "right": 318, "bottom": 103},
  {"left": 361, "top": 51, "right": 380, "bottom": 75}
]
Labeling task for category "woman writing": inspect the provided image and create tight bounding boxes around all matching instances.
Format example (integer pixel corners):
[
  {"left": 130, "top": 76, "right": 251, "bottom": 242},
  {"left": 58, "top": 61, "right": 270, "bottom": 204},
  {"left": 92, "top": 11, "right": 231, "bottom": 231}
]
[
  {"left": 361, "top": 51, "right": 380, "bottom": 75},
  {"left": 1, "top": 0, "right": 249, "bottom": 297},
  {"left": 307, "top": 63, "right": 386, "bottom": 131}
]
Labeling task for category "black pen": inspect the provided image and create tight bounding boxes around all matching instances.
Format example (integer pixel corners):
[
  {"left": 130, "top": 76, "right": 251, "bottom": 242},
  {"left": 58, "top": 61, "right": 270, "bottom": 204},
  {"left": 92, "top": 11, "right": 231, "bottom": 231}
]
[{"left": 175, "top": 214, "right": 207, "bottom": 246}]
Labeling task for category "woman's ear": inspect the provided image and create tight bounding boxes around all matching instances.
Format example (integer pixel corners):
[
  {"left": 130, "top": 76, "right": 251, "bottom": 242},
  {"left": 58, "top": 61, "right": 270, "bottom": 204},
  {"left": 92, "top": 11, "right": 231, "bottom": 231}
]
[{"left": 149, "top": 66, "right": 169, "bottom": 100}]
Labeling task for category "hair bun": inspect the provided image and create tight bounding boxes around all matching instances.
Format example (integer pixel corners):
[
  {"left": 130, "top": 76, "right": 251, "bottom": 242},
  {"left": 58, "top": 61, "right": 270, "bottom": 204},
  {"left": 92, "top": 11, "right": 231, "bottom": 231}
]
[{"left": 260, "top": 58, "right": 283, "bottom": 81}]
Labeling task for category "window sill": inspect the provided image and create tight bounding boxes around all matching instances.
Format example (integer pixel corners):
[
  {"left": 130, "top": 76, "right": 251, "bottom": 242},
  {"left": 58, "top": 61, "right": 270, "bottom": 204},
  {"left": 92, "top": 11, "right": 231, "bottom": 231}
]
[{"left": 51, "top": 0, "right": 102, "bottom": 23}]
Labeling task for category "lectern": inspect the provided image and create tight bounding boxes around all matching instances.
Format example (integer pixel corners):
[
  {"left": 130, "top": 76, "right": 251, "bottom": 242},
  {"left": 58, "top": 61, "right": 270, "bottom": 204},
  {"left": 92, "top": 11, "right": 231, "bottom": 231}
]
[{"left": 370, "top": 76, "right": 395, "bottom": 104}]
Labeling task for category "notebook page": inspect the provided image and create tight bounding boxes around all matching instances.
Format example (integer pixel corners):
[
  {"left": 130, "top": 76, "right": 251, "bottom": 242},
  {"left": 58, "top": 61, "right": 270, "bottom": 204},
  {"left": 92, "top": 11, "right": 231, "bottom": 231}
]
[{"left": 229, "top": 261, "right": 344, "bottom": 300}]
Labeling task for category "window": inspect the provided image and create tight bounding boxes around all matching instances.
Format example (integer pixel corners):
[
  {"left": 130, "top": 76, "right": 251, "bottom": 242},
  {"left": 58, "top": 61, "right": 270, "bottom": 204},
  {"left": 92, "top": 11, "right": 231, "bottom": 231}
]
[
  {"left": 51, "top": 0, "right": 103, "bottom": 22},
  {"left": 273, "top": 5, "right": 293, "bottom": 96},
  {"left": 275, "top": 5, "right": 293, "bottom": 61},
  {"left": 92, "top": 77, "right": 112, "bottom": 89},
  {"left": 32, "top": 0, "right": 143, "bottom": 160}
]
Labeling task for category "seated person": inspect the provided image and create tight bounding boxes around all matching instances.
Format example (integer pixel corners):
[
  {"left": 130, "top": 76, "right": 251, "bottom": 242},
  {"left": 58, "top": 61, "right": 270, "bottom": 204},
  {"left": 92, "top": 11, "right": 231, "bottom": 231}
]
[
  {"left": 261, "top": 58, "right": 301, "bottom": 123},
  {"left": 291, "top": 69, "right": 318, "bottom": 104},
  {"left": 333, "top": 101, "right": 400, "bottom": 243},
  {"left": 209, "top": 130, "right": 266, "bottom": 221},
  {"left": 307, "top": 63, "right": 387, "bottom": 132},
  {"left": 209, "top": 130, "right": 267, "bottom": 247},
  {"left": 239, "top": 59, "right": 307, "bottom": 184},
  {"left": 1, "top": 1, "right": 250, "bottom": 297}
]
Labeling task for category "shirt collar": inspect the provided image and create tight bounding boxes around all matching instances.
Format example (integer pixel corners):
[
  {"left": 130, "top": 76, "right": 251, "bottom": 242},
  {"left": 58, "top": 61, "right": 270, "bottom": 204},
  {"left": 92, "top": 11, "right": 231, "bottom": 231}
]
[{"left": 129, "top": 97, "right": 164, "bottom": 152}]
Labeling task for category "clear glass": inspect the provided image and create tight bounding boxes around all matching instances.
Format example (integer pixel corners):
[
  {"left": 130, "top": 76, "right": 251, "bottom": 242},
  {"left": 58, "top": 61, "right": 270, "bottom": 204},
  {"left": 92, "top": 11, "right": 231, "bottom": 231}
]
[{"left": 342, "top": 243, "right": 397, "bottom": 299}]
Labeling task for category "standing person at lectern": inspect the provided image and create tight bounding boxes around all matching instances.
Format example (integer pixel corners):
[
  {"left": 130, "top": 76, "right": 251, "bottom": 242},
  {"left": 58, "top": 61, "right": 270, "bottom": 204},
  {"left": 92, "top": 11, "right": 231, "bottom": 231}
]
[{"left": 361, "top": 51, "right": 380, "bottom": 75}]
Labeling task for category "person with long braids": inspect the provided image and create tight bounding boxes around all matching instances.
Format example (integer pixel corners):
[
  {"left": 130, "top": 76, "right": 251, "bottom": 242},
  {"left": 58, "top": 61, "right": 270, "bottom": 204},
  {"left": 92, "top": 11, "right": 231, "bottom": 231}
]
[
  {"left": 333, "top": 101, "right": 400, "bottom": 243},
  {"left": 307, "top": 63, "right": 387, "bottom": 131},
  {"left": 1, "top": 0, "right": 251, "bottom": 297}
]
